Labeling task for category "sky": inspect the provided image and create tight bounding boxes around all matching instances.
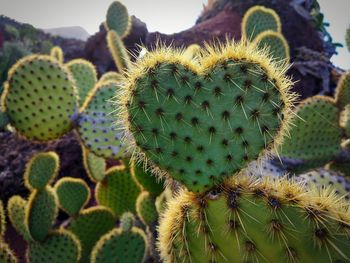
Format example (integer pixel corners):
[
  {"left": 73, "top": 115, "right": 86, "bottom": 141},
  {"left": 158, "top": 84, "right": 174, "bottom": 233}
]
[{"left": 0, "top": 0, "right": 349, "bottom": 68}]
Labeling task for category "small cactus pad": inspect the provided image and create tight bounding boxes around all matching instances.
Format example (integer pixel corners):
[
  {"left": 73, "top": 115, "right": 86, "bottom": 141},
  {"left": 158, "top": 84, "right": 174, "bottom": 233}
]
[
  {"left": 158, "top": 176, "right": 350, "bottom": 263},
  {"left": 335, "top": 71, "right": 350, "bottom": 108},
  {"left": 297, "top": 169, "right": 350, "bottom": 199},
  {"left": 65, "top": 59, "right": 97, "bottom": 106},
  {"left": 253, "top": 31, "right": 290, "bottom": 63},
  {"left": 27, "top": 230, "right": 81, "bottom": 263},
  {"left": 24, "top": 151, "right": 59, "bottom": 190},
  {"left": 122, "top": 40, "right": 293, "bottom": 193},
  {"left": 0, "top": 200, "right": 4, "bottom": 238},
  {"left": 183, "top": 44, "right": 201, "bottom": 60},
  {"left": 120, "top": 212, "right": 135, "bottom": 232},
  {"left": 91, "top": 227, "right": 147, "bottom": 263},
  {"left": 96, "top": 167, "right": 141, "bottom": 216},
  {"left": 7, "top": 196, "right": 31, "bottom": 241},
  {"left": 78, "top": 81, "right": 125, "bottom": 159},
  {"left": 106, "top": 1, "right": 131, "bottom": 38},
  {"left": 68, "top": 207, "right": 115, "bottom": 263},
  {"left": 98, "top": 71, "right": 123, "bottom": 84},
  {"left": 131, "top": 160, "right": 164, "bottom": 197},
  {"left": 136, "top": 191, "right": 158, "bottom": 225},
  {"left": 280, "top": 96, "right": 341, "bottom": 167},
  {"left": 0, "top": 243, "right": 17, "bottom": 263},
  {"left": 107, "top": 30, "right": 131, "bottom": 71},
  {"left": 3, "top": 55, "right": 78, "bottom": 141},
  {"left": 82, "top": 146, "right": 106, "bottom": 182},
  {"left": 50, "top": 46, "right": 64, "bottom": 63},
  {"left": 26, "top": 187, "right": 58, "bottom": 242},
  {"left": 54, "top": 177, "right": 90, "bottom": 216},
  {"left": 242, "top": 6, "right": 281, "bottom": 41}
]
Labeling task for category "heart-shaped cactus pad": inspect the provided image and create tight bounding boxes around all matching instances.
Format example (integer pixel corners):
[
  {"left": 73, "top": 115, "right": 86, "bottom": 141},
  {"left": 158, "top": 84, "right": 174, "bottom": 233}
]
[{"left": 121, "top": 41, "right": 293, "bottom": 193}]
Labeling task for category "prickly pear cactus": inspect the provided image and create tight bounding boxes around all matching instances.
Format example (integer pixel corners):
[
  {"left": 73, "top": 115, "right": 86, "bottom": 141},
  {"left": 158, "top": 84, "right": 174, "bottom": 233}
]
[
  {"left": 24, "top": 151, "right": 59, "bottom": 191},
  {"left": 82, "top": 146, "right": 106, "bottom": 182},
  {"left": 253, "top": 31, "right": 290, "bottom": 63},
  {"left": 68, "top": 207, "right": 115, "bottom": 263},
  {"left": 78, "top": 81, "right": 125, "bottom": 159},
  {"left": 0, "top": 243, "right": 17, "bottom": 263},
  {"left": 54, "top": 177, "right": 90, "bottom": 216},
  {"left": 26, "top": 229, "right": 81, "bottom": 263},
  {"left": 50, "top": 46, "right": 64, "bottom": 63},
  {"left": 346, "top": 25, "right": 350, "bottom": 52},
  {"left": 65, "top": 59, "right": 97, "bottom": 106},
  {"left": 0, "top": 110, "right": 9, "bottom": 130},
  {"left": 183, "top": 44, "right": 201, "bottom": 60},
  {"left": 96, "top": 166, "right": 141, "bottom": 216},
  {"left": 105, "top": 1, "right": 131, "bottom": 38},
  {"left": 98, "top": 71, "right": 123, "bottom": 84},
  {"left": 7, "top": 196, "right": 31, "bottom": 241},
  {"left": 107, "top": 30, "right": 131, "bottom": 72},
  {"left": 280, "top": 96, "right": 342, "bottom": 169},
  {"left": 3, "top": 55, "right": 78, "bottom": 141},
  {"left": 0, "top": 200, "right": 4, "bottom": 238},
  {"left": 242, "top": 6, "right": 281, "bottom": 41},
  {"left": 120, "top": 40, "right": 294, "bottom": 193},
  {"left": 136, "top": 191, "right": 158, "bottom": 225},
  {"left": 131, "top": 160, "right": 164, "bottom": 197},
  {"left": 158, "top": 176, "right": 350, "bottom": 263},
  {"left": 335, "top": 71, "right": 350, "bottom": 108}
]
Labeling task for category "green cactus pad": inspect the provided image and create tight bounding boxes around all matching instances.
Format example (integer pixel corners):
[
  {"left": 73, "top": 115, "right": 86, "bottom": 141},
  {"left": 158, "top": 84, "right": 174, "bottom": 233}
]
[
  {"left": 3, "top": 55, "right": 78, "bottom": 141},
  {"left": 50, "top": 46, "right": 64, "bottom": 63},
  {"left": 98, "top": 72, "right": 123, "bottom": 84},
  {"left": 27, "top": 230, "right": 81, "bottom": 263},
  {"left": 65, "top": 59, "right": 97, "bottom": 106},
  {"left": 0, "top": 243, "right": 17, "bottom": 263},
  {"left": 280, "top": 96, "right": 341, "bottom": 168},
  {"left": 91, "top": 227, "right": 147, "bottom": 263},
  {"left": 131, "top": 160, "right": 164, "bottom": 197},
  {"left": 122, "top": 41, "right": 293, "bottom": 193},
  {"left": 106, "top": 1, "right": 131, "bottom": 38},
  {"left": 159, "top": 176, "right": 350, "bottom": 263},
  {"left": 96, "top": 167, "right": 141, "bottom": 216},
  {"left": 335, "top": 71, "right": 350, "bottom": 108},
  {"left": 68, "top": 207, "right": 115, "bottom": 263},
  {"left": 136, "top": 191, "right": 158, "bottom": 225},
  {"left": 24, "top": 151, "right": 59, "bottom": 190},
  {"left": 242, "top": 5, "right": 282, "bottom": 41},
  {"left": 107, "top": 30, "right": 131, "bottom": 71},
  {"left": 7, "top": 196, "right": 31, "bottom": 241},
  {"left": 120, "top": 212, "right": 135, "bottom": 232},
  {"left": 26, "top": 187, "right": 58, "bottom": 242},
  {"left": 0, "top": 200, "right": 4, "bottom": 238},
  {"left": 82, "top": 146, "right": 106, "bottom": 182},
  {"left": 253, "top": 31, "right": 290, "bottom": 63},
  {"left": 0, "top": 110, "right": 9, "bottom": 130},
  {"left": 54, "top": 177, "right": 90, "bottom": 216},
  {"left": 297, "top": 169, "right": 350, "bottom": 199},
  {"left": 77, "top": 81, "right": 125, "bottom": 159}
]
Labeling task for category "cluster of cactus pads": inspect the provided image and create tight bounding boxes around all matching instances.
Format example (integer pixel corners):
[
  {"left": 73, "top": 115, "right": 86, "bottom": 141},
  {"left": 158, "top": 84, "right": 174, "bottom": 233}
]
[{"left": 1, "top": 1, "right": 350, "bottom": 263}]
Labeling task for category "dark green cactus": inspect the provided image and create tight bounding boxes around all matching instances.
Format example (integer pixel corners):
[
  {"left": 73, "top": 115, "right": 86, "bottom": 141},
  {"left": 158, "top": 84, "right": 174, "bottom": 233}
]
[
  {"left": 136, "top": 191, "right": 158, "bottom": 225},
  {"left": 7, "top": 195, "right": 31, "bottom": 241},
  {"left": 105, "top": 1, "right": 131, "bottom": 38}
]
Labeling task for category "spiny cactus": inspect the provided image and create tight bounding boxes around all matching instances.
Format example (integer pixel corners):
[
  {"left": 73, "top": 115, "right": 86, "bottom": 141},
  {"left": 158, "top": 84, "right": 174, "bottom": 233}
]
[
  {"left": 82, "top": 146, "right": 106, "bottom": 182},
  {"left": 105, "top": 1, "right": 131, "bottom": 39},
  {"left": 119, "top": 212, "right": 135, "bottom": 232},
  {"left": 119, "top": 40, "right": 294, "bottom": 193},
  {"left": 131, "top": 159, "right": 164, "bottom": 197},
  {"left": 158, "top": 175, "right": 350, "bottom": 263},
  {"left": 297, "top": 169, "right": 350, "bottom": 199},
  {"left": 136, "top": 191, "right": 158, "bottom": 225},
  {"left": 67, "top": 207, "right": 115, "bottom": 263},
  {"left": 0, "top": 243, "right": 17, "bottom": 263},
  {"left": 54, "top": 177, "right": 91, "bottom": 216},
  {"left": 253, "top": 30, "right": 290, "bottom": 63},
  {"left": 334, "top": 71, "right": 350, "bottom": 108},
  {"left": 98, "top": 71, "right": 123, "bottom": 84},
  {"left": 78, "top": 81, "right": 125, "bottom": 159},
  {"left": 65, "top": 59, "right": 97, "bottom": 107},
  {"left": 7, "top": 195, "right": 31, "bottom": 241},
  {"left": 280, "top": 96, "right": 342, "bottom": 170},
  {"left": 91, "top": 213, "right": 148, "bottom": 263},
  {"left": 183, "top": 44, "right": 201, "bottom": 60},
  {"left": 107, "top": 30, "right": 131, "bottom": 72},
  {"left": 96, "top": 166, "right": 141, "bottom": 216},
  {"left": 26, "top": 229, "right": 81, "bottom": 263},
  {"left": 2, "top": 55, "right": 78, "bottom": 141},
  {"left": 24, "top": 151, "right": 59, "bottom": 191},
  {"left": 242, "top": 6, "right": 282, "bottom": 41},
  {"left": 50, "top": 46, "right": 64, "bottom": 63}
]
